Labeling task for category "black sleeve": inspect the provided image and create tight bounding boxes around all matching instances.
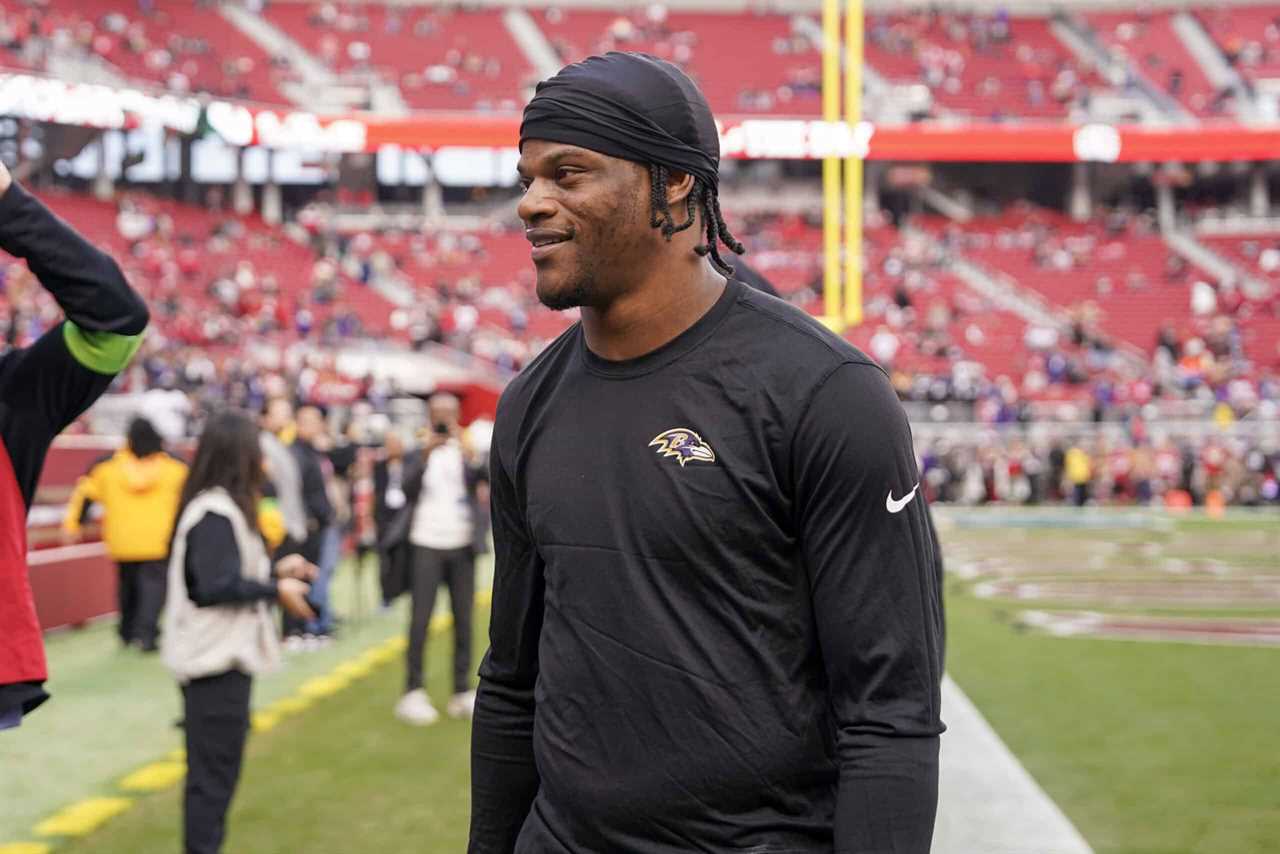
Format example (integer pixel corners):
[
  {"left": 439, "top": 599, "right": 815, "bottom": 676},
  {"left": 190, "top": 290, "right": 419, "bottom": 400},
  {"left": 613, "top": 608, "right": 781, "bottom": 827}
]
[
  {"left": 327, "top": 443, "right": 357, "bottom": 477},
  {"left": 184, "top": 513, "right": 278, "bottom": 607},
  {"left": 0, "top": 183, "right": 150, "bottom": 507},
  {"left": 468, "top": 439, "right": 543, "bottom": 853},
  {"left": 294, "top": 446, "right": 334, "bottom": 526},
  {"left": 792, "top": 362, "right": 945, "bottom": 854}
]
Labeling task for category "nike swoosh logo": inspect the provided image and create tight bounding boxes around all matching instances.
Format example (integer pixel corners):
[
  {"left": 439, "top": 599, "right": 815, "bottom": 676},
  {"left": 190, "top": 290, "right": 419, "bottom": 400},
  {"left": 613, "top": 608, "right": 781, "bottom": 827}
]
[{"left": 886, "top": 484, "right": 919, "bottom": 514}]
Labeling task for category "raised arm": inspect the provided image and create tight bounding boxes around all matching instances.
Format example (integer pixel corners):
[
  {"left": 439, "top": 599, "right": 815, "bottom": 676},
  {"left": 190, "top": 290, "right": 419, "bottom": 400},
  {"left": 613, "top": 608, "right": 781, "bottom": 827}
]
[
  {"left": 468, "top": 438, "right": 545, "bottom": 853},
  {"left": 793, "top": 362, "right": 946, "bottom": 854},
  {"left": 0, "top": 172, "right": 149, "bottom": 505}
]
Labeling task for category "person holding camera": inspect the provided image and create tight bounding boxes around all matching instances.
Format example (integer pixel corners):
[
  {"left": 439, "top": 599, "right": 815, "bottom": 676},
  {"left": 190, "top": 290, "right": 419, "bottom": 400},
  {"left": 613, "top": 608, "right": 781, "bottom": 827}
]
[
  {"left": 391, "top": 393, "right": 488, "bottom": 726},
  {"left": 161, "top": 410, "right": 318, "bottom": 854}
]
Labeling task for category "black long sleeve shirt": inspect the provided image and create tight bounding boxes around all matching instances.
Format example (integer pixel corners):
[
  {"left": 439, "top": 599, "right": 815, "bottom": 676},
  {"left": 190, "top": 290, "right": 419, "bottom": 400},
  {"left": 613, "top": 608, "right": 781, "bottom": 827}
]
[
  {"left": 0, "top": 182, "right": 148, "bottom": 721},
  {"left": 184, "top": 513, "right": 277, "bottom": 607},
  {"left": 469, "top": 279, "right": 945, "bottom": 854}
]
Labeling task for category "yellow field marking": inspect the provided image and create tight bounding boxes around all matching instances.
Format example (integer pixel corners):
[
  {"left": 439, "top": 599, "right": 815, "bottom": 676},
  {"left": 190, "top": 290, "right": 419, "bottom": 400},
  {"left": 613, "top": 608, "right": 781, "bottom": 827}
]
[
  {"left": 19, "top": 590, "right": 496, "bottom": 847},
  {"left": 34, "top": 797, "right": 133, "bottom": 837},
  {"left": 251, "top": 710, "right": 282, "bottom": 733},
  {"left": 334, "top": 660, "right": 375, "bottom": 679},
  {"left": 0, "top": 842, "right": 53, "bottom": 854},
  {"left": 268, "top": 695, "right": 314, "bottom": 716},
  {"left": 119, "top": 761, "right": 185, "bottom": 792},
  {"left": 297, "top": 674, "right": 351, "bottom": 700}
]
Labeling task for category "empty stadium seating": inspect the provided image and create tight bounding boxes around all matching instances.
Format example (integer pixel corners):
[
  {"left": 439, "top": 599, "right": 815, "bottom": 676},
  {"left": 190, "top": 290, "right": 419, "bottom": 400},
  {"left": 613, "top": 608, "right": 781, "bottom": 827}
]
[
  {"left": 1084, "top": 10, "right": 1225, "bottom": 117},
  {"left": 534, "top": 9, "right": 821, "bottom": 116},
  {"left": 1195, "top": 5, "right": 1280, "bottom": 84},
  {"left": 0, "top": 0, "right": 294, "bottom": 103},
  {"left": 865, "top": 12, "right": 1103, "bottom": 121},
  {"left": 265, "top": 4, "right": 531, "bottom": 111}
]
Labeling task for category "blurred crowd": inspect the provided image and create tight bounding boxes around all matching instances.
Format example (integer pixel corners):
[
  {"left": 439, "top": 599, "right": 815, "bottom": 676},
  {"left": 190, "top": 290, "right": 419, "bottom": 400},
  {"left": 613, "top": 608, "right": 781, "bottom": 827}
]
[
  {"left": 920, "top": 429, "right": 1280, "bottom": 508},
  {"left": 0, "top": 0, "right": 294, "bottom": 101},
  {"left": 866, "top": 10, "right": 1103, "bottom": 120}
]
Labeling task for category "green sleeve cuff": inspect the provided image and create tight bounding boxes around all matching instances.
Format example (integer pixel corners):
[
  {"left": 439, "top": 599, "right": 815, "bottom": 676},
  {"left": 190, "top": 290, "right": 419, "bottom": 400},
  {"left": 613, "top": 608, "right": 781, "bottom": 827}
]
[{"left": 62, "top": 321, "right": 145, "bottom": 375}]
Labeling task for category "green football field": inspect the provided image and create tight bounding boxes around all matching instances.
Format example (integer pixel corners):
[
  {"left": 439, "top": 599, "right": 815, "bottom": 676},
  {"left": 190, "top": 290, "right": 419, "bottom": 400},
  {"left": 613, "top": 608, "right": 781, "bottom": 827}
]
[{"left": 3, "top": 510, "right": 1278, "bottom": 854}]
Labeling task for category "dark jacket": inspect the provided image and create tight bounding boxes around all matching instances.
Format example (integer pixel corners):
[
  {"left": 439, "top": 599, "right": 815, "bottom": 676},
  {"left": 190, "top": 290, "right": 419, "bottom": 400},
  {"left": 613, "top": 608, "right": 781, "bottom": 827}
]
[
  {"left": 373, "top": 456, "right": 407, "bottom": 535},
  {"left": 289, "top": 438, "right": 333, "bottom": 563}
]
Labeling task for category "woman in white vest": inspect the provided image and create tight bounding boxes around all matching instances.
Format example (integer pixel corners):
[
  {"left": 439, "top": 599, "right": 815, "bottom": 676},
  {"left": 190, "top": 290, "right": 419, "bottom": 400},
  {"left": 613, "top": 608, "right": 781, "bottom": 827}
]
[{"left": 162, "top": 410, "right": 317, "bottom": 854}]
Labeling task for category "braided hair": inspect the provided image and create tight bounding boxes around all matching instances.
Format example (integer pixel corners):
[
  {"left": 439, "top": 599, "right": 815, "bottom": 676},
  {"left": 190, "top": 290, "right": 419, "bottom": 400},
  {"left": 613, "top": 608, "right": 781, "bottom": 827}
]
[{"left": 647, "top": 163, "right": 745, "bottom": 277}]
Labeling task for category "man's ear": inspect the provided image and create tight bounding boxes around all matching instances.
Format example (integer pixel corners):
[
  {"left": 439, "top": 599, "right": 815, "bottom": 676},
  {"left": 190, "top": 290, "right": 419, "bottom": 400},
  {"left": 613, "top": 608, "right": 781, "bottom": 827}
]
[{"left": 666, "top": 169, "right": 696, "bottom": 211}]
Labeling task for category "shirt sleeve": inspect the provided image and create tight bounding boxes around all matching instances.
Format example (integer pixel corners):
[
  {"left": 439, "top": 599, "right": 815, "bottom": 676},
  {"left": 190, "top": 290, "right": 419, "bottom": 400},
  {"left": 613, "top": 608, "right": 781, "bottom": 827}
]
[
  {"left": 0, "top": 182, "right": 149, "bottom": 507},
  {"left": 184, "top": 513, "right": 278, "bottom": 608},
  {"left": 0, "top": 182, "right": 149, "bottom": 337},
  {"left": 792, "top": 361, "right": 946, "bottom": 854},
  {"left": 468, "top": 439, "right": 544, "bottom": 853}
]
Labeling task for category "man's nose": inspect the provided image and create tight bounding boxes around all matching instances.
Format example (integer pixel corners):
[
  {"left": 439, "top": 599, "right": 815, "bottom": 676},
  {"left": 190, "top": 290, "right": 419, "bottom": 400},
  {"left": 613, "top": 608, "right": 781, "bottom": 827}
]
[{"left": 517, "top": 179, "right": 556, "bottom": 225}]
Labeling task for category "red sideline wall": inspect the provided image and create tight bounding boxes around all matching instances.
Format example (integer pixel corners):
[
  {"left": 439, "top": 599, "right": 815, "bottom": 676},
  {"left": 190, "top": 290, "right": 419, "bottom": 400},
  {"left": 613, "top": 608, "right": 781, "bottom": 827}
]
[{"left": 30, "top": 437, "right": 119, "bottom": 631}]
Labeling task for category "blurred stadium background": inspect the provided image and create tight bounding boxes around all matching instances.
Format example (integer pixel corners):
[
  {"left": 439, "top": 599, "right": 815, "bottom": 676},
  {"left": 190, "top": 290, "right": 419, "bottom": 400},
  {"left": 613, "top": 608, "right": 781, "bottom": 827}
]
[{"left": 1, "top": 0, "right": 1278, "bottom": 851}]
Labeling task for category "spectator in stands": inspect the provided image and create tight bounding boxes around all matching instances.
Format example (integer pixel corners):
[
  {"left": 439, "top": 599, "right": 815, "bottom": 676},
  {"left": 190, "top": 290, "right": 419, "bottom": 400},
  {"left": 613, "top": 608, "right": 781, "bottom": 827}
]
[
  {"left": 161, "top": 410, "right": 317, "bottom": 854},
  {"left": 394, "top": 393, "right": 487, "bottom": 727},
  {"left": 62, "top": 417, "right": 187, "bottom": 652}
]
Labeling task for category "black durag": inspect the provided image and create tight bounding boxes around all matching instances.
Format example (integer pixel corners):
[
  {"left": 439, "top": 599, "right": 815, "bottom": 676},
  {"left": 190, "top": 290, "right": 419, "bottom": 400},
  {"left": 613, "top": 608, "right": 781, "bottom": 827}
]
[{"left": 519, "top": 52, "right": 721, "bottom": 190}]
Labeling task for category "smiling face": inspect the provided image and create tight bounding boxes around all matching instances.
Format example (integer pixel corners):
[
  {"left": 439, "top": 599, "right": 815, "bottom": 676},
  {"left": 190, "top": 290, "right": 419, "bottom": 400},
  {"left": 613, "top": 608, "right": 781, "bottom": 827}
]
[{"left": 516, "top": 140, "right": 654, "bottom": 311}]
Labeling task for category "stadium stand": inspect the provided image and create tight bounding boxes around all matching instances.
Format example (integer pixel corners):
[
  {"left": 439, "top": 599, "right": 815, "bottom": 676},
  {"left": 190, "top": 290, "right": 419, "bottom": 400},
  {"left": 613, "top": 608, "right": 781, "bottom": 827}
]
[
  {"left": 1083, "top": 10, "right": 1227, "bottom": 117},
  {"left": 1195, "top": 4, "right": 1280, "bottom": 85},
  {"left": 864, "top": 11, "right": 1105, "bottom": 121},
  {"left": 0, "top": 0, "right": 295, "bottom": 103},
  {"left": 265, "top": 3, "right": 531, "bottom": 111},
  {"left": 534, "top": 8, "right": 821, "bottom": 115}
]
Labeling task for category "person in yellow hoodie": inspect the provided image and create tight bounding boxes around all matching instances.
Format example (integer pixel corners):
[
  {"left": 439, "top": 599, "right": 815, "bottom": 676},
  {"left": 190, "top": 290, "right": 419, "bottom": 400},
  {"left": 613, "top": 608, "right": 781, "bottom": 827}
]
[{"left": 63, "top": 417, "right": 188, "bottom": 651}]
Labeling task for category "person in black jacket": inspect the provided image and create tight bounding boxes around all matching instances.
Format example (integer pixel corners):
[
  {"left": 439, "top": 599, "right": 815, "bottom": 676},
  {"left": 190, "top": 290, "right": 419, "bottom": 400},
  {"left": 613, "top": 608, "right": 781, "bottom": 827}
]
[
  {"left": 0, "top": 164, "right": 149, "bottom": 729},
  {"left": 372, "top": 430, "right": 413, "bottom": 607},
  {"left": 284, "top": 405, "right": 334, "bottom": 640}
]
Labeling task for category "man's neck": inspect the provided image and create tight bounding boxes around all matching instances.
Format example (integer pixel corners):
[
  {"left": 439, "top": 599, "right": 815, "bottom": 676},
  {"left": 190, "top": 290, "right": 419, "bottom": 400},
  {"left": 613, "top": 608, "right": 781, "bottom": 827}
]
[{"left": 580, "top": 263, "right": 726, "bottom": 362}]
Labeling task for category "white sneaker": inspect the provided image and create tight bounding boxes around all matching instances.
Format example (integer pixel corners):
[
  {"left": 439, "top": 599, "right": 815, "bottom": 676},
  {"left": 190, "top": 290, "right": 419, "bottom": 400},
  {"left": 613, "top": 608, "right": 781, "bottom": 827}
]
[
  {"left": 446, "top": 690, "right": 476, "bottom": 720},
  {"left": 394, "top": 689, "right": 440, "bottom": 726}
]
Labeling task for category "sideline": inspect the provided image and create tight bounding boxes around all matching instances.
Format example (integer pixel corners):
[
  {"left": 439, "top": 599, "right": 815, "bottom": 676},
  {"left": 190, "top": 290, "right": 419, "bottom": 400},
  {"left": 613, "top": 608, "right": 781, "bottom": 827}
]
[
  {"left": 0, "top": 590, "right": 491, "bottom": 854},
  {"left": 934, "top": 675, "right": 1093, "bottom": 854}
]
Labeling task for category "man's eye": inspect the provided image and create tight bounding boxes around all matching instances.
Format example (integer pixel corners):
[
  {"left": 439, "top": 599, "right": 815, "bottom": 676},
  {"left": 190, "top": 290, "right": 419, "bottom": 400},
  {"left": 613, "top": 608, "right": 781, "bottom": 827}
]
[{"left": 555, "top": 168, "right": 580, "bottom": 182}]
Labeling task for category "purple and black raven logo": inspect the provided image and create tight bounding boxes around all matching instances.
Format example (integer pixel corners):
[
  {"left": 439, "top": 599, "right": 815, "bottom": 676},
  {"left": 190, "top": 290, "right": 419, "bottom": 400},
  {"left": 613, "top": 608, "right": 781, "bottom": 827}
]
[{"left": 649, "top": 428, "right": 716, "bottom": 467}]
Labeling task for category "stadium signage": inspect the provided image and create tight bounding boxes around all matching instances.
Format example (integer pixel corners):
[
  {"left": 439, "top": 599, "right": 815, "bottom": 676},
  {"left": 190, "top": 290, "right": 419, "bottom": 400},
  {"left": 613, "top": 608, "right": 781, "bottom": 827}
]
[
  {"left": 0, "top": 72, "right": 370, "bottom": 153},
  {"left": 9, "top": 71, "right": 1280, "bottom": 163},
  {"left": 717, "top": 119, "right": 875, "bottom": 159}
]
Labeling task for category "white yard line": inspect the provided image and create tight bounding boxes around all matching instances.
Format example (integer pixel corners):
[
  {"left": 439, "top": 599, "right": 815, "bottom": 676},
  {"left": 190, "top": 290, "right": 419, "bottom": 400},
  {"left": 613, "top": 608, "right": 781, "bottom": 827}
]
[{"left": 934, "top": 675, "right": 1093, "bottom": 854}]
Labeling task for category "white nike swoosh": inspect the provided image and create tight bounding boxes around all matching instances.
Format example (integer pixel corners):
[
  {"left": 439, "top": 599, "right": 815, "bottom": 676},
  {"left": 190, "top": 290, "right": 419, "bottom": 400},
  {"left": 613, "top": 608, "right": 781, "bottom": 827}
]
[{"left": 886, "top": 484, "right": 919, "bottom": 514}]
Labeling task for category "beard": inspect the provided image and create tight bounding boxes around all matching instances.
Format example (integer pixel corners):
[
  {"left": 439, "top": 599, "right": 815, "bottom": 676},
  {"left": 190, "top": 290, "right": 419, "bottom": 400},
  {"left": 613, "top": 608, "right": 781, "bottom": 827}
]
[
  {"left": 535, "top": 248, "right": 602, "bottom": 311},
  {"left": 537, "top": 276, "right": 592, "bottom": 311}
]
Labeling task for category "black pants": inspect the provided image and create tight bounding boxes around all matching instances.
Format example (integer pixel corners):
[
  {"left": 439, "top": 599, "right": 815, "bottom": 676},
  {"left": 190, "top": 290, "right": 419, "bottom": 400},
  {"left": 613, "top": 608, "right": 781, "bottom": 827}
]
[
  {"left": 117, "top": 560, "right": 167, "bottom": 649},
  {"left": 183, "top": 669, "right": 252, "bottom": 854},
  {"left": 406, "top": 545, "right": 474, "bottom": 694}
]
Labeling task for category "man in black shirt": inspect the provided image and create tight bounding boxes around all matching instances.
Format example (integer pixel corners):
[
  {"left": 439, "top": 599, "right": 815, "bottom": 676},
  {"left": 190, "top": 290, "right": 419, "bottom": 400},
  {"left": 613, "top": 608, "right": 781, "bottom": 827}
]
[{"left": 470, "top": 52, "right": 945, "bottom": 853}]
